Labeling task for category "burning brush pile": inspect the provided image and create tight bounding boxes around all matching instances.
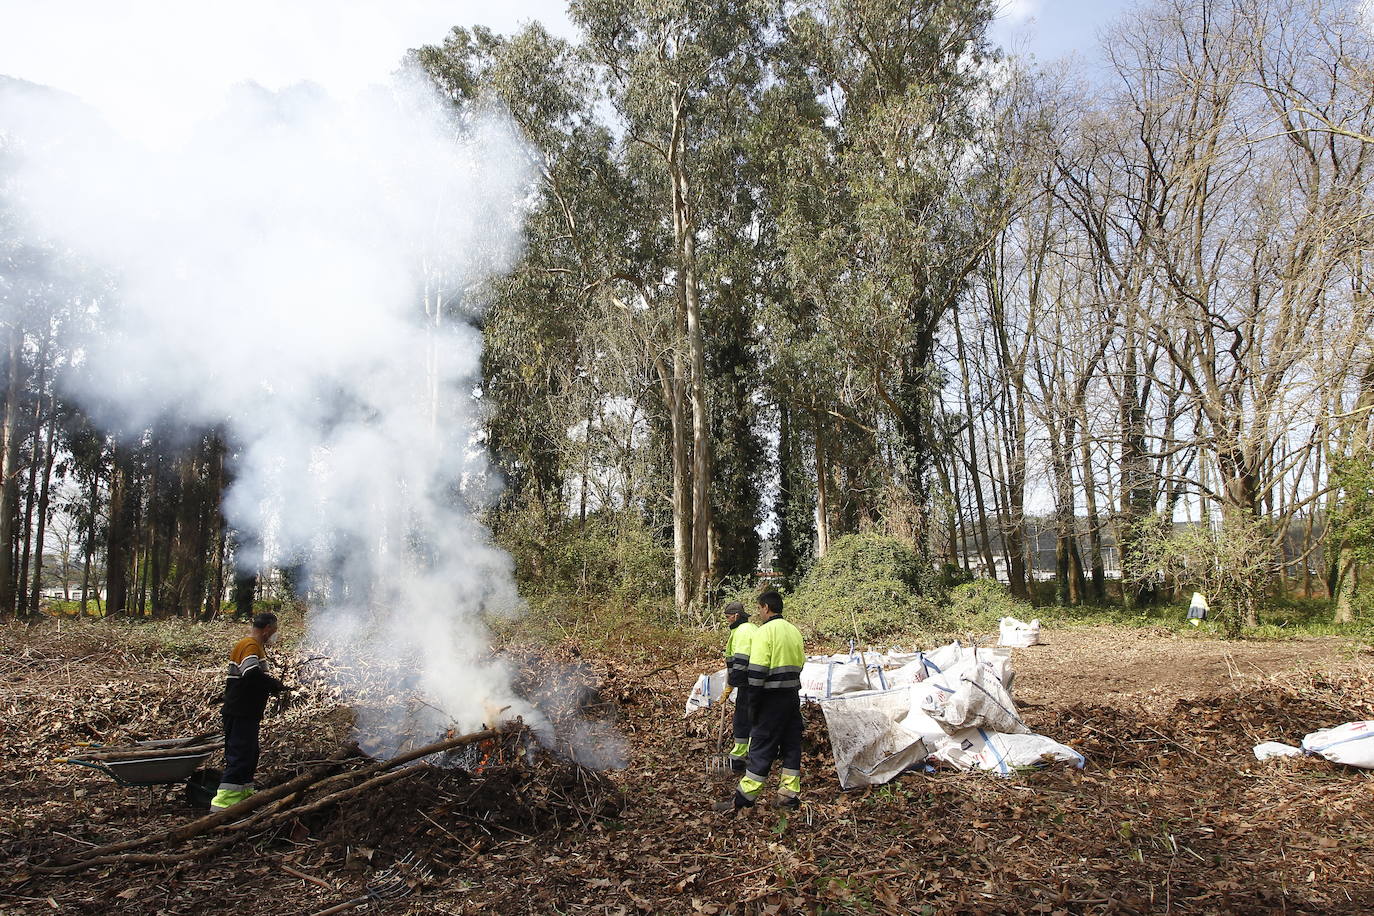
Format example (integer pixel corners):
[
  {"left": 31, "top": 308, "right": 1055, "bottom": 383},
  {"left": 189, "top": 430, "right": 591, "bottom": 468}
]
[{"left": 17, "top": 643, "right": 627, "bottom": 905}]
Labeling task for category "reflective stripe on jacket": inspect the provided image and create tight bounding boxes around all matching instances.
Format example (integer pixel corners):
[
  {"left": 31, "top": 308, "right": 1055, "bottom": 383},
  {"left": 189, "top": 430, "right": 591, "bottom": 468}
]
[
  {"left": 745, "top": 617, "right": 805, "bottom": 690},
  {"left": 224, "top": 636, "right": 284, "bottom": 718},
  {"left": 725, "top": 621, "right": 758, "bottom": 687}
]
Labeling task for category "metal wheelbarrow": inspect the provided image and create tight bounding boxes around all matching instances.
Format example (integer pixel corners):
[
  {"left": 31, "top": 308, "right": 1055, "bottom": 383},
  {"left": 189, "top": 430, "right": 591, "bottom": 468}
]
[{"left": 58, "top": 736, "right": 224, "bottom": 805}]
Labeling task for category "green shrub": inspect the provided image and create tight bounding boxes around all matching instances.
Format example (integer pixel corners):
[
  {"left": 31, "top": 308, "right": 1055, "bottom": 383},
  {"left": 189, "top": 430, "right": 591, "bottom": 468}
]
[
  {"left": 946, "top": 578, "right": 1033, "bottom": 630},
  {"left": 1352, "top": 589, "right": 1374, "bottom": 619},
  {"left": 788, "top": 533, "right": 941, "bottom": 640},
  {"left": 939, "top": 563, "right": 975, "bottom": 589},
  {"left": 497, "top": 501, "right": 671, "bottom": 605}
]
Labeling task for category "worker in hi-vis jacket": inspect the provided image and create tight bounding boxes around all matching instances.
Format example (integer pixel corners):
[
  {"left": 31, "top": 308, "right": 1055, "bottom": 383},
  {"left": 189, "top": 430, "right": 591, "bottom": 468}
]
[
  {"left": 723, "top": 600, "right": 758, "bottom": 773},
  {"left": 716, "top": 591, "right": 805, "bottom": 814}
]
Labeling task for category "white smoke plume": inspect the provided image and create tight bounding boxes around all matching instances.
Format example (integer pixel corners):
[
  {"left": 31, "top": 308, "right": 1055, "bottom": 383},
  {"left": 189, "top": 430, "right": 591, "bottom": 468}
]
[{"left": 1, "top": 65, "right": 544, "bottom": 738}]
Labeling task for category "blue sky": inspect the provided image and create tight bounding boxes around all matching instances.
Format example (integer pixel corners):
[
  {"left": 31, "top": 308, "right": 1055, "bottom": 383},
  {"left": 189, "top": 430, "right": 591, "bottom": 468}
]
[{"left": 990, "top": 0, "right": 1139, "bottom": 63}]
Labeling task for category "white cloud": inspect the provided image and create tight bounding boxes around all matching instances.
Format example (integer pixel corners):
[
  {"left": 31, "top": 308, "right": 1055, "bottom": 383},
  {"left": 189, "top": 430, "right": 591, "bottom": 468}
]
[
  {"left": 998, "top": 0, "right": 1042, "bottom": 25},
  {"left": 0, "top": 0, "right": 574, "bottom": 145}
]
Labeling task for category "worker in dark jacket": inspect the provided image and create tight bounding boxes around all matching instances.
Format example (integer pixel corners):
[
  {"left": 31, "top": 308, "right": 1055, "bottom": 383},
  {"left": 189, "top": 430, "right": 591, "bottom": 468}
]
[
  {"left": 211, "top": 612, "right": 287, "bottom": 810},
  {"left": 716, "top": 591, "right": 805, "bottom": 814},
  {"left": 723, "top": 601, "right": 758, "bottom": 772}
]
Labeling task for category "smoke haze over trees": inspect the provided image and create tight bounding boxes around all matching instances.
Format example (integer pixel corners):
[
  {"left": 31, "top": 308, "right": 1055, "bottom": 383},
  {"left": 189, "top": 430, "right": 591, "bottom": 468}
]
[{"left": 3, "top": 0, "right": 1374, "bottom": 629}]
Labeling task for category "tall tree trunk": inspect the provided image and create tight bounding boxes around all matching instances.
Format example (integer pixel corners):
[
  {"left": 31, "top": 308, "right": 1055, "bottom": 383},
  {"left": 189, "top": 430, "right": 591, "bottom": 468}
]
[
  {"left": 894, "top": 326, "right": 937, "bottom": 560},
  {"left": 79, "top": 466, "right": 99, "bottom": 617},
  {"left": 1002, "top": 444, "right": 1029, "bottom": 599},
  {"left": 1050, "top": 423, "right": 1084, "bottom": 607},
  {"left": 813, "top": 408, "right": 830, "bottom": 558},
  {"left": 672, "top": 152, "right": 713, "bottom": 606},
  {"left": 17, "top": 336, "right": 51, "bottom": 617},
  {"left": 656, "top": 352, "right": 693, "bottom": 614},
  {"left": 0, "top": 321, "right": 21, "bottom": 618},
  {"left": 997, "top": 358, "right": 1030, "bottom": 598},
  {"left": 204, "top": 436, "right": 227, "bottom": 619},
  {"left": 773, "top": 402, "right": 814, "bottom": 588},
  {"left": 954, "top": 313, "right": 997, "bottom": 578},
  {"left": 148, "top": 447, "right": 166, "bottom": 616},
  {"left": 105, "top": 445, "right": 134, "bottom": 617},
  {"left": 578, "top": 391, "right": 593, "bottom": 528},
  {"left": 1051, "top": 428, "right": 1071, "bottom": 606},
  {"left": 27, "top": 396, "right": 58, "bottom": 614},
  {"left": 1333, "top": 358, "right": 1374, "bottom": 622},
  {"left": 1118, "top": 332, "right": 1157, "bottom": 608},
  {"left": 231, "top": 529, "right": 258, "bottom": 618},
  {"left": 171, "top": 440, "right": 210, "bottom": 618},
  {"left": 1080, "top": 434, "right": 1106, "bottom": 602}
]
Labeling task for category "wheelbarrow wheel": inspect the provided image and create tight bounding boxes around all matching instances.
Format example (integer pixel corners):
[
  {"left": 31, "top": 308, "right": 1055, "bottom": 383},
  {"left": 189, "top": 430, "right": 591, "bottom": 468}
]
[{"left": 185, "top": 768, "right": 222, "bottom": 809}]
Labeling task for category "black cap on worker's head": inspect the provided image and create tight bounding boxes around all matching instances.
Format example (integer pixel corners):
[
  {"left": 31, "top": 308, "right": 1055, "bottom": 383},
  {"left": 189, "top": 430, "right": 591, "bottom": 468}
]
[{"left": 723, "top": 600, "right": 748, "bottom": 619}]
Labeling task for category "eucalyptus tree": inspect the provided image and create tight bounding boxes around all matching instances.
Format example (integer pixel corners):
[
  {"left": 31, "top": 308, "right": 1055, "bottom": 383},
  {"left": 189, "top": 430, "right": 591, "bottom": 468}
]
[
  {"left": 775, "top": 0, "right": 1007, "bottom": 563},
  {"left": 413, "top": 26, "right": 623, "bottom": 574},
  {"left": 567, "top": 0, "right": 775, "bottom": 609}
]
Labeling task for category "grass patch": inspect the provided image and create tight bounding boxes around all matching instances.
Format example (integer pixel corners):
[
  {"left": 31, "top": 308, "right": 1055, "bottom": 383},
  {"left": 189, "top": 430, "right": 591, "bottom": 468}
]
[
  {"left": 486, "top": 595, "right": 721, "bottom": 667},
  {"left": 20, "top": 603, "right": 309, "bottom": 661}
]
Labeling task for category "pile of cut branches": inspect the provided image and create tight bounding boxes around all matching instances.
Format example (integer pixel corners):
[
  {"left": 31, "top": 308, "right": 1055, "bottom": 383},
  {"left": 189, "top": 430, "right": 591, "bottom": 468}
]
[{"left": 28, "top": 728, "right": 502, "bottom": 876}]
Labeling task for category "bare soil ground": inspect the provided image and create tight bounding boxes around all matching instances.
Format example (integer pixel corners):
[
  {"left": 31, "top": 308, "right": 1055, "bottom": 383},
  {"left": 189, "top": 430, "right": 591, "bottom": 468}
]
[
  {"left": 1009, "top": 626, "right": 1362, "bottom": 711},
  {"left": 2, "top": 620, "right": 1373, "bottom": 916}
]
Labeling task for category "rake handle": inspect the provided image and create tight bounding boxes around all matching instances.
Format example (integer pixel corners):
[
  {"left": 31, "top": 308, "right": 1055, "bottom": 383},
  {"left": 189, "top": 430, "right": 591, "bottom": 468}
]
[
  {"left": 311, "top": 875, "right": 411, "bottom": 916},
  {"left": 310, "top": 896, "right": 368, "bottom": 916}
]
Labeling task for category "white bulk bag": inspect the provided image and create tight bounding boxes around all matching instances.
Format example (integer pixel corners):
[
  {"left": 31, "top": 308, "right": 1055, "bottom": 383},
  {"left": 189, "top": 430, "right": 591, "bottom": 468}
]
[
  {"left": 799, "top": 658, "right": 872, "bottom": 700},
  {"left": 920, "top": 642, "right": 965, "bottom": 676},
  {"left": 912, "top": 650, "right": 1022, "bottom": 730},
  {"left": 919, "top": 643, "right": 1014, "bottom": 689},
  {"left": 820, "top": 687, "right": 929, "bottom": 789},
  {"left": 884, "top": 653, "right": 940, "bottom": 689},
  {"left": 999, "top": 616, "right": 1042, "bottom": 648},
  {"left": 684, "top": 668, "right": 728, "bottom": 715},
  {"left": 884, "top": 650, "right": 922, "bottom": 666},
  {"left": 928, "top": 663, "right": 1030, "bottom": 735},
  {"left": 1302, "top": 721, "right": 1374, "bottom": 769}
]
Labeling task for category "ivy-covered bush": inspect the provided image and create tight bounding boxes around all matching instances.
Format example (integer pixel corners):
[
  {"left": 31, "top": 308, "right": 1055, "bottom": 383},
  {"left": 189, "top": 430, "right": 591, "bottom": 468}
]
[
  {"left": 496, "top": 499, "right": 671, "bottom": 604},
  {"left": 788, "top": 533, "right": 940, "bottom": 640}
]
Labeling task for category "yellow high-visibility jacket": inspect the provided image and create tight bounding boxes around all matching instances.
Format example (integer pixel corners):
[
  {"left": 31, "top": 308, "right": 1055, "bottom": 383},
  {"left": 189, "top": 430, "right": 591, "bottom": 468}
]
[
  {"left": 744, "top": 617, "right": 805, "bottom": 690},
  {"left": 726, "top": 620, "right": 757, "bottom": 688}
]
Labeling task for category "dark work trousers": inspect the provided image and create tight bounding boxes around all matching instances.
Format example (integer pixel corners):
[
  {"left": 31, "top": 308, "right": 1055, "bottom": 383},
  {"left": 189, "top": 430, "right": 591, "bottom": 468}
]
[
  {"left": 221, "top": 713, "right": 262, "bottom": 787},
  {"left": 743, "top": 688, "right": 802, "bottom": 787},
  {"left": 731, "top": 685, "right": 755, "bottom": 746}
]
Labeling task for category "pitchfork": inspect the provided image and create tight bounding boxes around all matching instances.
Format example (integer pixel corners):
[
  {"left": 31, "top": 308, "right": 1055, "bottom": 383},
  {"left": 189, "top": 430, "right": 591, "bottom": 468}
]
[
  {"left": 310, "top": 853, "right": 434, "bottom": 916},
  {"left": 705, "top": 685, "right": 735, "bottom": 775}
]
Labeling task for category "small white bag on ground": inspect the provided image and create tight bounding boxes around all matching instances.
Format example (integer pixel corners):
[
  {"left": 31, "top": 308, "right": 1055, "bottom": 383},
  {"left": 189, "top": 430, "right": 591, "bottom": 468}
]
[
  {"left": 684, "top": 668, "right": 728, "bottom": 715},
  {"left": 1253, "top": 741, "right": 1303, "bottom": 761},
  {"left": 999, "top": 616, "right": 1042, "bottom": 648},
  {"left": 820, "top": 688, "right": 929, "bottom": 789},
  {"left": 1301, "top": 721, "right": 1374, "bottom": 768},
  {"left": 930, "top": 727, "right": 1085, "bottom": 774}
]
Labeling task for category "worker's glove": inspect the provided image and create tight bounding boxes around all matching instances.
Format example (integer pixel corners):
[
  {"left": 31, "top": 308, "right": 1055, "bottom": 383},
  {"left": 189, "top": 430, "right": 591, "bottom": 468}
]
[{"left": 271, "top": 687, "right": 295, "bottom": 713}]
